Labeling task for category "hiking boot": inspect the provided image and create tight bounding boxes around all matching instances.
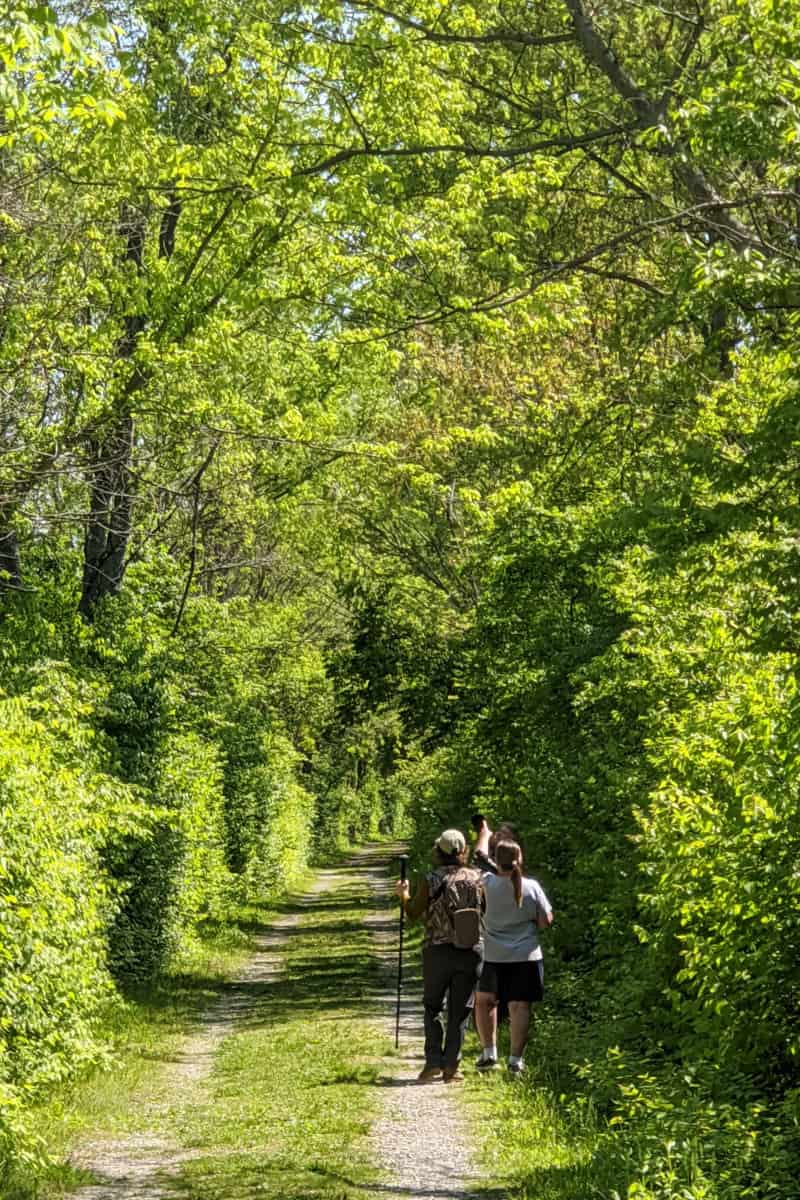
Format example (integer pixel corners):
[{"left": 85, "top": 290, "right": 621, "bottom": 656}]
[
  {"left": 417, "top": 1065, "right": 443, "bottom": 1083},
  {"left": 442, "top": 1067, "right": 464, "bottom": 1083},
  {"left": 475, "top": 1051, "right": 499, "bottom": 1072}
]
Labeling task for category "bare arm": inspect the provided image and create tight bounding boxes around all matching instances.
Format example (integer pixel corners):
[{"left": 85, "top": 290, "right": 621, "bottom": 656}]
[
  {"left": 395, "top": 876, "right": 429, "bottom": 921},
  {"left": 474, "top": 818, "right": 492, "bottom": 861},
  {"left": 534, "top": 881, "right": 554, "bottom": 930}
]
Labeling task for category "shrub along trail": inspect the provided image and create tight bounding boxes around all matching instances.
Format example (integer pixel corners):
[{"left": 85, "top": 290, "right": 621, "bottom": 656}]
[{"left": 61, "top": 849, "right": 506, "bottom": 1200}]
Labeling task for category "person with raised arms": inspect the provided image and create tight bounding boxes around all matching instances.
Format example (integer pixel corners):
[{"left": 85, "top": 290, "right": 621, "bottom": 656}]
[
  {"left": 471, "top": 813, "right": 519, "bottom": 874},
  {"left": 472, "top": 819, "right": 553, "bottom": 1075}
]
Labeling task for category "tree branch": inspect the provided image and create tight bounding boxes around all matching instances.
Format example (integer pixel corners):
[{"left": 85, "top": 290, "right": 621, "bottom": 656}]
[
  {"left": 574, "top": 264, "right": 668, "bottom": 296},
  {"left": 563, "top": 0, "right": 762, "bottom": 252},
  {"left": 170, "top": 437, "right": 221, "bottom": 637},
  {"left": 563, "top": 0, "right": 658, "bottom": 123},
  {"left": 286, "top": 124, "right": 637, "bottom": 182},
  {"left": 350, "top": 2, "right": 574, "bottom": 48}
]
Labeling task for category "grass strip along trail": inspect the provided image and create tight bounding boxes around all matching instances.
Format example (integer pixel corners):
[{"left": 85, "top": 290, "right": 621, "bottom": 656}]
[
  {"left": 156, "top": 863, "right": 391, "bottom": 1200},
  {"left": 58, "top": 861, "right": 390, "bottom": 1200},
  {"left": 23, "top": 848, "right": 584, "bottom": 1200}
]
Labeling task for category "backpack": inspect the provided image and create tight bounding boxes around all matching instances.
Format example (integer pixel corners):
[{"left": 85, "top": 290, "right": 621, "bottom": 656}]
[{"left": 428, "top": 867, "right": 483, "bottom": 949}]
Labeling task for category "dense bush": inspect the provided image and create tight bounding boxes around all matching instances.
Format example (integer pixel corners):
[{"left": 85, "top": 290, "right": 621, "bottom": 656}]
[
  {"left": 0, "top": 684, "right": 141, "bottom": 1172},
  {"left": 225, "top": 732, "right": 315, "bottom": 897},
  {"left": 569, "top": 1049, "right": 800, "bottom": 1200},
  {"left": 380, "top": 434, "right": 800, "bottom": 1195},
  {"left": 0, "top": 590, "right": 358, "bottom": 1176},
  {"left": 637, "top": 650, "right": 800, "bottom": 1075},
  {"left": 108, "top": 733, "right": 233, "bottom": 981}
]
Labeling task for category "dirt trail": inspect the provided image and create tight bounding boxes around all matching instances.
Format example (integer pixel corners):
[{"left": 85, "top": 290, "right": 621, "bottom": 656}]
[
  {"left": 69, "top": 873, "right": 338, "bottom": 1199},
  {"left": 67, "top": 851, "right": 497, "bottom": 1199}
]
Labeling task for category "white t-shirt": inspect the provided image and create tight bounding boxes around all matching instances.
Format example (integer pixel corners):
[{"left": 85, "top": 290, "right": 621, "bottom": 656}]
[{"left": 482, "top": 872, "right": 552, "bottom": 963}]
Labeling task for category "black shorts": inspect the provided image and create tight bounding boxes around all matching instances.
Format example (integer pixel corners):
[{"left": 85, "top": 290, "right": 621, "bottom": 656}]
[{"left": 476, "top": 959, "right": 544, "bottom": 1004}]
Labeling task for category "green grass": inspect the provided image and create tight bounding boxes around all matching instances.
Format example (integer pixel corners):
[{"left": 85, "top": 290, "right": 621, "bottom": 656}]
[
  {"left": 460, "top": 993, "right": 800, "bottom": 1200},
  {"left": 463, "top": 1062, "right": 601, "bottom": 1200},
  {"left": 4, "top": 918, "right": 268, "bottom": 1199},
  {"left": 460, "top": 1002, "right": 614, "bottom": 1200},
  {"left": 168, "top": 876, "right": 392, "bottom": 1198}
]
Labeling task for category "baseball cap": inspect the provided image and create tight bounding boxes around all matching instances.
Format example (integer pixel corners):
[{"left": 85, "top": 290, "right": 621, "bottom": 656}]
[{"left": 435, "top": 828, "right": 466, "bottom": 855}]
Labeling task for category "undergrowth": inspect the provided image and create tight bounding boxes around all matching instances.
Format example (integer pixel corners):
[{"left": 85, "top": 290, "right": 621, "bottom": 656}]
[{"left": 466, "top": 970, "right": 800, "bottom": 1200}]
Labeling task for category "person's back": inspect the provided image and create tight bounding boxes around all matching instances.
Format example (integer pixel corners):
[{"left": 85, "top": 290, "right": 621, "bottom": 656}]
[
  {"left": 396, "top": 830, "right": 483, "bottom": 1083},
  {"left": 483, "top": 872, "right": 546, "bottom": 962},
  {"left": 425, "top": 864, "right": 483, "bottom": 949},
  {"left": 474, "top": 837, "right": 553, "bottom": 1075}
]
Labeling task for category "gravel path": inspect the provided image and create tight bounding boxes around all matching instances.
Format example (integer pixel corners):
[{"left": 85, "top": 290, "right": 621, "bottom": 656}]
[
  {"left": 69, "top": 872, "right": 338, "bottom": 1198},
  {"left": 67, "top": 851, "right": 500, "bottom": 1199}
]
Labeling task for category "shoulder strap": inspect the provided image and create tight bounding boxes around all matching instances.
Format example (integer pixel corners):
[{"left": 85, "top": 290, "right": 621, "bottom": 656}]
[
  {"left": 431, "top": 866, "right": 480, "bottom": 903},
  {"left": 429, "top": 869, "right": 450, "bottom": 903}
]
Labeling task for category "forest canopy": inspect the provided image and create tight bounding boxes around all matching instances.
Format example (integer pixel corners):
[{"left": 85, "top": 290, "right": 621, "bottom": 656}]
[{"left": 2, "top": 2, "right": 800, "bottom": 1195}]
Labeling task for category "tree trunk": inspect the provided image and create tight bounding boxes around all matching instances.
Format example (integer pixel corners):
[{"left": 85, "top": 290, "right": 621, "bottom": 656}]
[
  {"left": 0, "top": 523, "right": 21, "bottom": 591},
  {"left": 79, "top": 205, "right": 147, "bottom": 620},
  {"left": 79, "top": 412, "right": 136, "bottom": 617}
]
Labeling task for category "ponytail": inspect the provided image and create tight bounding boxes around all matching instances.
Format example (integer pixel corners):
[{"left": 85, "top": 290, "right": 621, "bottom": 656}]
[
  {"left": 495, "top": 839, "right": 523, "bottom": 907},
  {"left": 508, "top": 862, "right": 522, "bottom": 907}
]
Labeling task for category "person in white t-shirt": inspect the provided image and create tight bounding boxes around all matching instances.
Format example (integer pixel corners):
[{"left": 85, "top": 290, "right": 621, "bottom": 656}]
[{"left": 473, "top": 822, "right": 553, "bottom": 1075}]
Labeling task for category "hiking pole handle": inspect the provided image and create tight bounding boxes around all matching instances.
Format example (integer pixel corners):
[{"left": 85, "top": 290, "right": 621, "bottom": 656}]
[{"left": 395, "top": 855, "right": 408, "bottom": 1049}]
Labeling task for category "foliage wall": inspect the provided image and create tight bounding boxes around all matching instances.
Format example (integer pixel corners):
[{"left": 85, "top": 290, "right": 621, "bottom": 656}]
[{"left": 3, "top": 0, "right": 800, "bottom": 1194}]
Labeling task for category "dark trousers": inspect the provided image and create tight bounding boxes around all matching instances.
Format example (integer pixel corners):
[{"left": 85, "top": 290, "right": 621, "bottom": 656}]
[{"left": 422, "top": 943, "right": 482, "bottom": 1069}]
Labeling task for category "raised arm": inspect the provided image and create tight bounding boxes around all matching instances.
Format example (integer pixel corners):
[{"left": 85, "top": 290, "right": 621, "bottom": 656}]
[{"left": 473, "top": 816, "right": 492, "bottom": 861}]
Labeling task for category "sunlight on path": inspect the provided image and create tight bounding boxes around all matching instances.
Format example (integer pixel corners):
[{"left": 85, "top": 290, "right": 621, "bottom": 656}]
[{"left": 68, "top": 880, "right": 331, "bottom": 1198}]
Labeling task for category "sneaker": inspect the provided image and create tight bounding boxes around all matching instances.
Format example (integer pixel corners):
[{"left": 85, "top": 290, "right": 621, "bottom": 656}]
[
  {"left": 417, "top": 1065, "right": 443, "bottom": 1083},
  {"left": 475, "top": 1052, "right": 499, "bottom": 1072},
  {"left": 507, "top": 1059, "right": 525, "bottom": 1076},
  {"left": 442, "top": 1067, "right": 464, "bottom": 1083}
]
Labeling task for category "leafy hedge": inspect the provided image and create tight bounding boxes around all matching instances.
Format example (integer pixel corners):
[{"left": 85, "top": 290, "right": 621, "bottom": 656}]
[
  {"left": 0, "top": 685, "right": 139, "bottom": 1171},
  {"left": 108, "top": 732, "right": 233, "bottom": 981},
  {"left": 382, "top": 478, "right": 800, "bottom": 1196},
  {"left": 0, "top": 612, "right": 344, "bottom": 1179},
  {"left": 225, "top": 732, "right": 315, "bottom": 898}
]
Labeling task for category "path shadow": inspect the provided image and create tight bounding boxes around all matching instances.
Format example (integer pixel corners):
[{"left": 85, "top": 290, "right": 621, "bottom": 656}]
[{"left": 163, "top": 1153, "right": 511, "bottom": 1200}]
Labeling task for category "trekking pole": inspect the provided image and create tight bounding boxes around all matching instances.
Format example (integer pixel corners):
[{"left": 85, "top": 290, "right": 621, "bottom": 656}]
[{"left": 395, "top": 854, "right": 407, "bottom": 1049}]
